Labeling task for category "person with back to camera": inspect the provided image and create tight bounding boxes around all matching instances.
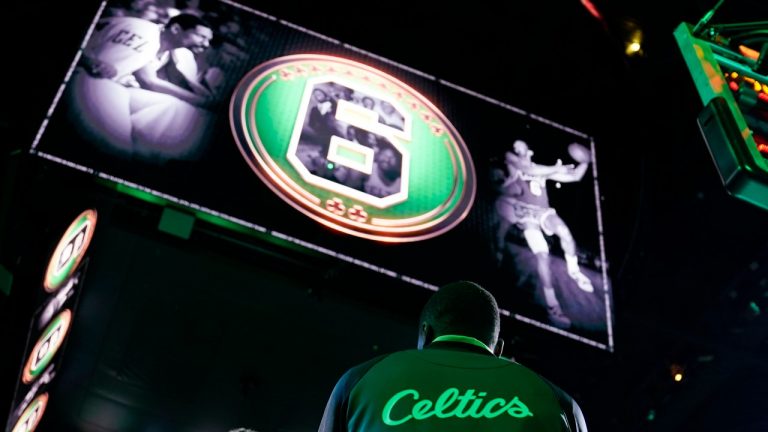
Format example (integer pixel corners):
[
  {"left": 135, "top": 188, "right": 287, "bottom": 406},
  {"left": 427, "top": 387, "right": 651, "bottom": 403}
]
[{"left": 319, "top": 280, "right": 588, "bottom": 432}]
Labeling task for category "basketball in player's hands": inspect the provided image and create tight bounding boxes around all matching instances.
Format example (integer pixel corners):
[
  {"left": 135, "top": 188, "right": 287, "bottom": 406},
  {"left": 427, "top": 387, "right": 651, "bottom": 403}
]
[{"left": 567, "top": 143, "right": 591, "bottom": 163}]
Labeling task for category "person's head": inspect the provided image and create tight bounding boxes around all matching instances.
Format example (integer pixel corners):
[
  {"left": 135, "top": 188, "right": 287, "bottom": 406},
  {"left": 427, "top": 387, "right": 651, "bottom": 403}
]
[
  {"left": 218, "top": 20, "right": 241, "bottom": 36},
  {"left": 375, "top": 147, "right": 400, "bottom": 176},
  {"left": 362, "top": 96, "right": 375, "bottom": 110},
  {"left": 380, "top": 101, "right": 396, "bottom": 115},
  {"left": 347, "top": 125, "right": 377, "bottom": 148},
  {"left": 512, "top": 140, "right": 533, "bottom": 161},
  {"left": 165, "top": 14, "right": 213, "bottom": 53},
  {"left": 332, "top": 165, "right": 349, "bottom": 183},
  {"left": 312, "top": 88, "right": 329, "bottom": 103},
  {"left": 127, "top": 0, "right": 167, "bottom": 22},
  {"left": 346, "top": 125, "right": 359, "bottom": 141},
  {"left": 339, "top": 86, "right": 354, "bottom": 101},
  {"left": 417, "top": 281, "right": 501, "bottom": 354}
]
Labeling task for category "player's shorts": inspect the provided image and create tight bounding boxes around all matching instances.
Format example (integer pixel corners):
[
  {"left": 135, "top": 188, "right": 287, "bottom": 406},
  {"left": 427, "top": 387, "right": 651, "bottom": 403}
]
[{"left": 495, "top": 196, "right": 557, "bottom": 236}]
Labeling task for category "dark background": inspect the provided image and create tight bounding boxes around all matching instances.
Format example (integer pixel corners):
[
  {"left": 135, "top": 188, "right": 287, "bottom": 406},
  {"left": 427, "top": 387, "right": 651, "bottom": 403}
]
[{"left": 3, "top": 1, "right": 768, "bottom": 431}]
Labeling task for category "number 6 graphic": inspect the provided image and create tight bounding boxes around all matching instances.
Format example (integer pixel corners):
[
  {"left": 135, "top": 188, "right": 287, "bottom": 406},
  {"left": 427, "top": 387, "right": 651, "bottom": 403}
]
[
  {"left": 288, "top": 79, "right": 412, "bottom": 209},
  {"left": 231, "top": 54, "right": 476, "bottom": 243}
]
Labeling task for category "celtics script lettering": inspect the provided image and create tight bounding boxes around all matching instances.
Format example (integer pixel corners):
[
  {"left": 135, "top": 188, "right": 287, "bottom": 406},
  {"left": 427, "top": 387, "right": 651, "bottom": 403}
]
[{"left": 381, "top": 388, "right": 534, "bottom": 426}]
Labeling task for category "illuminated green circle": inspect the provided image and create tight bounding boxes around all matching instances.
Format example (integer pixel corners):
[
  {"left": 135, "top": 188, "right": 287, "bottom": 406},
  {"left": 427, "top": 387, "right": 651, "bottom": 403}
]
[
  {"left": 12, "top": 393, "right": 48, "bottom": 432},
  {"left": 43, "top": 209, "right": 97, "bottom": 292},
  {"left": 230, "top": 55, "right": 475, "bottom": 242},
  {"left": 23, "top": 309, "right": 72, "bottom": 384}
]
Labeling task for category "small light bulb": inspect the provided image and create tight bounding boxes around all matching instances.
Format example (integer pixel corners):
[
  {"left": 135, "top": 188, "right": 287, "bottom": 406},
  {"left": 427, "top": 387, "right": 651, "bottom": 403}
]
[{"left": 674, "top": 373, "right": 683, "bottom": 382}]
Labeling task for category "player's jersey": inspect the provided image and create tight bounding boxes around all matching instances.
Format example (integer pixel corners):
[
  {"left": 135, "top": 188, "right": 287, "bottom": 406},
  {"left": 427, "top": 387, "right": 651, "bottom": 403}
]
[
  {"left": 84, "top": 16, "right": 162, "bottom": 80},
  {"left": 319, "top": 340, "right": 587, "bottom": 432},
  {"left": 156, "top": 48, "right": 197, "bottom": 90},
  {"left": 507, "top": 167, "right": 550, "bottom": 208}
]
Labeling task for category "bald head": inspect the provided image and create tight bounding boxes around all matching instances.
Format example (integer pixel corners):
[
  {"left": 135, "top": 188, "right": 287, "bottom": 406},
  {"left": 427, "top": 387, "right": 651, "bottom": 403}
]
[{"left": 418, "top": 281, "right": 500, "bottom": 350}]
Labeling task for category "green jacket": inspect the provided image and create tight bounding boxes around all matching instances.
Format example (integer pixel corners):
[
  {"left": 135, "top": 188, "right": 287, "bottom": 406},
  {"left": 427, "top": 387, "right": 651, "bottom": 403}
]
[{"left": 319, "top": 339, "right": 587, "bottom": 431}]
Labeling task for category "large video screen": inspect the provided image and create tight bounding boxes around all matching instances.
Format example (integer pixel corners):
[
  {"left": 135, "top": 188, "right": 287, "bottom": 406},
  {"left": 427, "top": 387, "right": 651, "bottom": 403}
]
[{"left": 31, "top": 0, "right": 613, "bottom": 350}]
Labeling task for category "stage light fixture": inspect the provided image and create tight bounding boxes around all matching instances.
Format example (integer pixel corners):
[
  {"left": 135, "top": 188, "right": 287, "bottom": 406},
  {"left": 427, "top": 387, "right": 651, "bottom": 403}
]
[
  {"left": 622, "top": 19, "right": 644, "bottom": 57},
  {"left": 676, "top": 19, "right": 768, "bottom": 210},
  {"left": 670, "top": 364, "right": 685, "bottom": 382}
]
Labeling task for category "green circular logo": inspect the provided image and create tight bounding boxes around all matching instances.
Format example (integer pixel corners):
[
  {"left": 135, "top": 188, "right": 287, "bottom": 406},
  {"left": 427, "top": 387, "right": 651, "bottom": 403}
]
[
  {"left": 11, "top": 393, "right": 48, "bottom": 432},
  {"left": 44, "top": 209, "right": 97, "bottom": 292},
  {"left": 230, "top": 54, "right": 475, "bottom": 242},
  {"left": 23, "top": 309, "right": 72, "bottom": 384}
]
